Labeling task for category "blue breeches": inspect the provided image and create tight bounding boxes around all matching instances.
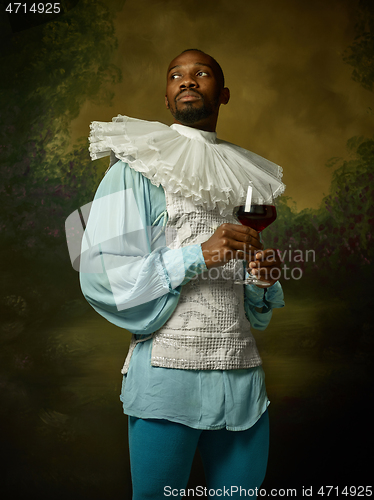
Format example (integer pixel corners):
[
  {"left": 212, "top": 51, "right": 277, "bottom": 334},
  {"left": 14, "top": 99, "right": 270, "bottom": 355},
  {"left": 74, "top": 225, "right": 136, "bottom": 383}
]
[{"left": 128, "top": 410, "right": 269, "bottom": 499}]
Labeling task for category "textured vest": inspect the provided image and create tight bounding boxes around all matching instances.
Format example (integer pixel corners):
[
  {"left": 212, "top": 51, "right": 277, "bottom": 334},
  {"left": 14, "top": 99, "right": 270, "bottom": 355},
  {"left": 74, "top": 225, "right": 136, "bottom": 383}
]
[{"left": 144, "top": 190, "right": 262, "bottom": 371}]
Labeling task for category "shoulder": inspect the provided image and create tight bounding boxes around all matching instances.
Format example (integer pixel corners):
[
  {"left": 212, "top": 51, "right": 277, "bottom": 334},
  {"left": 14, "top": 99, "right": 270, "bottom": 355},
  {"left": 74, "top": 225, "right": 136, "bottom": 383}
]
[{"left": 101, "top": 160, "right": 166, "bottom": 217}]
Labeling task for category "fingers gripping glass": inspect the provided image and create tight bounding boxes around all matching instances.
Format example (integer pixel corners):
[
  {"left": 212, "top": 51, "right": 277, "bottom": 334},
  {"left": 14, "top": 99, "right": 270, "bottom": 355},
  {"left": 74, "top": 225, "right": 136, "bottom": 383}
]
[{"left": 233, "top": 185, "right": 277, "bottom": 286}]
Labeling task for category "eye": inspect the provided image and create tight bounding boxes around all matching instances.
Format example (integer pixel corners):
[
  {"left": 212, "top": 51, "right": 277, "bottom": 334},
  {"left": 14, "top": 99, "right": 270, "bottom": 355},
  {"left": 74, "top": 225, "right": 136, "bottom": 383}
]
[
  {"left": 171, "top": 73, "right": 181, "bottom": 80},
  {"left": 197, "top": 71, "right": 209, "bottom": 77}
]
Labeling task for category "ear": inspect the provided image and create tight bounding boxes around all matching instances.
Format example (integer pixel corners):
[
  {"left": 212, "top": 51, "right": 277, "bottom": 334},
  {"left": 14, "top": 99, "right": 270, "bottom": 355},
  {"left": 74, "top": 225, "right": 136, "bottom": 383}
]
[
  {"left": 165, "top": 95, "right": 170, "bottom": 109},
  {"left": 220, "top": 87, "right": 230, "bottom": 105}
]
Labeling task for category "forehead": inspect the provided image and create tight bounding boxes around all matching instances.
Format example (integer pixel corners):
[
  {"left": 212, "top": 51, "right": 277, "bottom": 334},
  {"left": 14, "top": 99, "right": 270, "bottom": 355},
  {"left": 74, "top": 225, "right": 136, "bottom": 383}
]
[{"left": 167, "top": 51, "right": 217, "bottom": 75}]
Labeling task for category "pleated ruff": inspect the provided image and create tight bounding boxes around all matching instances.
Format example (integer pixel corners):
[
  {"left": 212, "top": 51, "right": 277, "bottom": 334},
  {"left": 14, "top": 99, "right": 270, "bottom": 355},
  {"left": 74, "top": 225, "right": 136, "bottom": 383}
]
[{"left": 89, "top": 115, "right": 285, "bottom": 216}]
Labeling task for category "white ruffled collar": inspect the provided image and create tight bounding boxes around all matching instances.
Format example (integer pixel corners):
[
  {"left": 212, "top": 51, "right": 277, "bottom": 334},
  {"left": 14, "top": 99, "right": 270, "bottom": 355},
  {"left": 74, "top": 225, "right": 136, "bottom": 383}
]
[
  {"left": 170, "top": 123, "right": 217, "bottom": 144},
  {"left": 89, "top": 115, "right": 285, "bottom": 215}
]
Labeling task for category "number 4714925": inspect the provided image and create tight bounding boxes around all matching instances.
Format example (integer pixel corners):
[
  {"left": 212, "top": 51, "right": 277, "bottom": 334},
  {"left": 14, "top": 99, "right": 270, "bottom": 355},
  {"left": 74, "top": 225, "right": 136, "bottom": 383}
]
[
  {"left": 5, "top": 3, "right": 61, "bottom": 14},
  {"left": 317, "top": 486, "right": 372, "bottom": 496}
]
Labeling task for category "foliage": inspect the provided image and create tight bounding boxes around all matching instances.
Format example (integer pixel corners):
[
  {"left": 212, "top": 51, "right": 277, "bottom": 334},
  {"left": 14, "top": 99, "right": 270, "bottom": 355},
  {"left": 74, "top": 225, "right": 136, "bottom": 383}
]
[
  {"left": 343, "top": 0, "right": 374, "bottom": 92},
  {"left": 0, "top": 0, "right": 121, "bottom": 332},
  {"left": 265, "top": 137, "right": 374, "bottom": 294}
]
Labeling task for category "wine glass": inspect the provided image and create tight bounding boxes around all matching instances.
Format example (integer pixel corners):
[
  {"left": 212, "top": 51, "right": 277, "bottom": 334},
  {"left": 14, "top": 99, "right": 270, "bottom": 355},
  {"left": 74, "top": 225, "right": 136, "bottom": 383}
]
[{"left": 233, "top": 184, "right": 277, "bottom": 286}]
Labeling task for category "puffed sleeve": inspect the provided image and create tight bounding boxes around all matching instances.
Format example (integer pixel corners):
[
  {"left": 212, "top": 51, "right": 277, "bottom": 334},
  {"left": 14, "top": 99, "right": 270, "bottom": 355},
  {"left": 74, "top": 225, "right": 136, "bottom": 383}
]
[{"left": 79, "top": 161, "right": 206, "bottom": 334}]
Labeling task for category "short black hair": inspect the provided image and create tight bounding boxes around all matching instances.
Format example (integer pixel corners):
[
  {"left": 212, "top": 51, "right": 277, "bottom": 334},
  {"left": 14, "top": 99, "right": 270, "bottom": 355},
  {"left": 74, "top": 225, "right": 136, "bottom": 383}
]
[{"left": 180, "top": 48, "right": 225, "bottom": 88}]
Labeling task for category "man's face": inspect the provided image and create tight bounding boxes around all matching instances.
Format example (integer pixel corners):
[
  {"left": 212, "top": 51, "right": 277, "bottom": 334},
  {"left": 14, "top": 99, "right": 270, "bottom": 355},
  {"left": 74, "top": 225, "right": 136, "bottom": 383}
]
[{"left": 165, "top": 51, "right": 229, "bottom": 131}]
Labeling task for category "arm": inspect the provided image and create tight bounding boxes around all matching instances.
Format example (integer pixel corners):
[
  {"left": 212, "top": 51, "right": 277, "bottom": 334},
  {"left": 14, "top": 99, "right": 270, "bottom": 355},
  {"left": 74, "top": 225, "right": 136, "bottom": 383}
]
[
  {"left": 244, "top": 281, "right": 285, "bottom": 330},
  {"left": 79, "top": 161, "right": 206, "bottom": 334},
  {"left": 245, "top": 246, "right": 285, "bottom": 329}
]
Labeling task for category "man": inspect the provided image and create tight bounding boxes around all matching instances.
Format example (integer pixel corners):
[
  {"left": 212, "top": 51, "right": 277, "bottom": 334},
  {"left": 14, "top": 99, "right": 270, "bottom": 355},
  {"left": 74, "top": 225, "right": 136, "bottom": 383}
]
[{"left": 81, "top": 49, "right": 285, "bottom": 499}]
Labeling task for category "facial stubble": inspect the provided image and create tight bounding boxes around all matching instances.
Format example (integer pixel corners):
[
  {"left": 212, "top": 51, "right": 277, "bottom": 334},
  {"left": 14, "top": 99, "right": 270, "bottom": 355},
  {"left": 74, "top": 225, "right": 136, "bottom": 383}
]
[{"left": 171, "top": 93, "right": 220, "bottom": 125}]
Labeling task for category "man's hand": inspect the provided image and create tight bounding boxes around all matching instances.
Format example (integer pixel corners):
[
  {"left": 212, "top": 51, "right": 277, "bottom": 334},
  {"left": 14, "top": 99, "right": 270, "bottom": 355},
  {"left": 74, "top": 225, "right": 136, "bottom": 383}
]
[
  {"left": 248, "top": 249, "right": 282, "bottom": 288},
  {"left": 201, "top": 223, "right": 263, "bottom": 269}
]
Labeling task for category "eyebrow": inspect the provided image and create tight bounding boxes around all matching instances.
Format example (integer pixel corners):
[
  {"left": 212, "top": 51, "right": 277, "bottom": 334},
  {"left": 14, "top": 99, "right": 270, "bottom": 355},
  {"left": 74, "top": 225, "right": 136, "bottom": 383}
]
[{"left": 168, "top": 62, "right": 213, "bottom": 74}]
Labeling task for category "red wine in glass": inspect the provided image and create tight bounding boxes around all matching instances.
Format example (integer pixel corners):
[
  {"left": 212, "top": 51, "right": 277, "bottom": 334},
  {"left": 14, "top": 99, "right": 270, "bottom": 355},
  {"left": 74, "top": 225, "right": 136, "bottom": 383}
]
[
  {"left": 233, "top": 188, "right": 277, "bottom": 285},
  {"left": 233, "top": 204, "right": 277, "bottom": 232}
]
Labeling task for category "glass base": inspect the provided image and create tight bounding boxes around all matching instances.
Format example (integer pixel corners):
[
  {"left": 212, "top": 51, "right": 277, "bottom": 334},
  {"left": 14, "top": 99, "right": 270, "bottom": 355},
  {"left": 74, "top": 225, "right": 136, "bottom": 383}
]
[{"left": 234, "top": 276, "right": 270, "bottom": 286}]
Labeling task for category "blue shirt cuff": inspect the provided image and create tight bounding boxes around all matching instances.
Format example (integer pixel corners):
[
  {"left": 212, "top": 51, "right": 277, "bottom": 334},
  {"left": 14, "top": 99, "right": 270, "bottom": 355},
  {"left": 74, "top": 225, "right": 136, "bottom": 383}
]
[
  {"left": 181, "top": 244, "right": 208, "bottom": 285},
  {"left": 245, "top": 281, "right": 285, "bottom": 309},
  {"left": 161, "top": 244, "right": 208, "bottom": 289}
]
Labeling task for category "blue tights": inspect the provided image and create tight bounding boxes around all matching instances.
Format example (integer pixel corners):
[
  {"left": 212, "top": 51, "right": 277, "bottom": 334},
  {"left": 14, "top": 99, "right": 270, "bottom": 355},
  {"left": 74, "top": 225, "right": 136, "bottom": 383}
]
[{"left": 128, "top": 410, "right": 269, "bottom": 499}]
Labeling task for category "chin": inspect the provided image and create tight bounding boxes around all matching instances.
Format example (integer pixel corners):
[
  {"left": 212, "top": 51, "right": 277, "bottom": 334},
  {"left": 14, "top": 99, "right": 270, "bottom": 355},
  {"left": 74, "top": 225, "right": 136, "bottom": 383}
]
[{"left": 173, "top": 107, "right": 211, "bottom": 126}]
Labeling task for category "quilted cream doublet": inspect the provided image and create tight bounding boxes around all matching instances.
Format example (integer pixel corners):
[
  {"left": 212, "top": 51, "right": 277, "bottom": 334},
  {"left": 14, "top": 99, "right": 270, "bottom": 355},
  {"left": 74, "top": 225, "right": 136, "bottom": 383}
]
[{"left": 150, "top": 191, "right": 262, "bottom": 370}]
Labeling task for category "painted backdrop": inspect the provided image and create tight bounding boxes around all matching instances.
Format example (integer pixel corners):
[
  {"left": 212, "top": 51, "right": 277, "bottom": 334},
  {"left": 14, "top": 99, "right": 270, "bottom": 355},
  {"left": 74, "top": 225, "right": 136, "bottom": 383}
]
[{"left": 1, "top": 0, "right": 373, "bottom": 498}]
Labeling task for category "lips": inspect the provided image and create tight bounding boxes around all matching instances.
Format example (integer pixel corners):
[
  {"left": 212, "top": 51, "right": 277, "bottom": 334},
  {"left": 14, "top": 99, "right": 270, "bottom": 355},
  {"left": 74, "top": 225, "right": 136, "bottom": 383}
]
[{"left": 177, "top": 91, "right": 202, "bottom": 102}]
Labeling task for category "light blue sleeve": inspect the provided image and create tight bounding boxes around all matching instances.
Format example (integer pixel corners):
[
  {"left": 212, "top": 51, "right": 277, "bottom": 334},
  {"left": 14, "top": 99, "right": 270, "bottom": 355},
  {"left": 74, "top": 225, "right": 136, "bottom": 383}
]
[
  {"left": 244, "top": 281, "right": 285, "bottom": 330},
  {"left": 79, "top": 161, "right": 207, "bottom": 335}
]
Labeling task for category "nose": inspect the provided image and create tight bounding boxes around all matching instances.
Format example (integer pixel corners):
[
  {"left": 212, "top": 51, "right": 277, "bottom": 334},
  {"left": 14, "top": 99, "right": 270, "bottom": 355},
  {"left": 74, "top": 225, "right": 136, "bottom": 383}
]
[{"left": 180, "top": 73, "right": 198, "bottom": 89}]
